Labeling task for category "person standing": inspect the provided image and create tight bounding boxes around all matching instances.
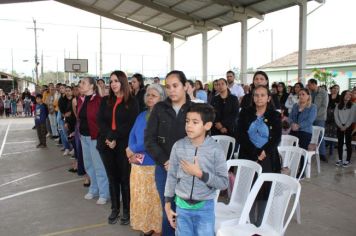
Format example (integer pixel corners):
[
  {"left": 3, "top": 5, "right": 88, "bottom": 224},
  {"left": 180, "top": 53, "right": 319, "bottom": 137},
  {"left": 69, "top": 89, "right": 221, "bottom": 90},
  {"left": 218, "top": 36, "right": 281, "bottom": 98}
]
[
  {"left": 145, "top": 70, "right": 192, "bottom": 236},
  {"left": 226, "top": 70, "right": 244, "bottom": 101},
  {"left": 131, "top": 73, "right": 146, "bottom": 112},
  {"left": 127, "top": 84, "right": 166, "bottom": 235},
  {"left": 307, "top": 79, "right": 329, "bottom": 162},
  {"left": 285, "top": 82, "right": 303, "bottom": 114},
  {"left": 78, "top": 77, "right": 109, "bottom": 205},
  {"left": 210, "top": 78, "right": 239, "bottom": 138},
  {"left": 237, "top": 85, "right": 282, "bottom": 225},
  {"left": 325, "top": 84, "right": 340, "bottom": 155},
  {"left": 240, "top": 71, "right": 281, "bottom": 110},
  {"left": 35, "top": 94, "right": 48, "bottom": 148},
  {"left": 97, "top": 71, "right": 139, "bottom": 225},
  {"left": 289, "top": 89, "right": 317, "bottom": 150},
  {"left": 334, "top": 90, "right": 356, "bottom": 167}
]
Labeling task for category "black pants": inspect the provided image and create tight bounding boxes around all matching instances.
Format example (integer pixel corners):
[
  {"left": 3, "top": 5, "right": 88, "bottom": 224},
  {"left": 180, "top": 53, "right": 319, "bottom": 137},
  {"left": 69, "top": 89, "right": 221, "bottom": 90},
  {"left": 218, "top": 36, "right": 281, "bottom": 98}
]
[
  {"left": 36, "top": 123, "right": 47, "bottom": 145},
  {"left": 99, "top": 146, "right": 131, "bottom": 214},
  {"left": 337, "top": 126, "right": 353, "bottom": 162}
]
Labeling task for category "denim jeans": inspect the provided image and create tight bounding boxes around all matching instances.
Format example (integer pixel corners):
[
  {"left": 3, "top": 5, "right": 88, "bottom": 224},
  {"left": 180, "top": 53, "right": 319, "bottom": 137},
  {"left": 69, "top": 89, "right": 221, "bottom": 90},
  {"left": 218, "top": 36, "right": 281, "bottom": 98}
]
[
  {"left": 57, "top": 111, "right": 70, "bottom": 150},
  {"left": 81, "top": 135, "right": 109, "bottom": 199},
  {"left": 155, "top": 165, "right": 175, "bottom": 236},
  {"left": 176, "top": 199, "right": 215, "bottom": 236},
  {"left": 48, "top": 113, "right": 58, "bottom": 136},
  {"left": 313, "top": 120, "right": 326, "bottom": 156}
]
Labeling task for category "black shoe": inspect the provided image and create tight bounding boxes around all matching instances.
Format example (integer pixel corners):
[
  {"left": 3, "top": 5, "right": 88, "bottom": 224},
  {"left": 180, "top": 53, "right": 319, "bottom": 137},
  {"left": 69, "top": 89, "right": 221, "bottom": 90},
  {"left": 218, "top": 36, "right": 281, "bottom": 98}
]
[
  {"left": 120, "top": 213, "right": 130, "bottom": 225},
  {"left": 108, "top": 210, "right": 120, "bottom": 224},
  {"left": 68, "top": 168, "right": 77, "bottom": 173},
  {"left": 32, "top": 126, "right": 36, "bottom": 130},
  {"left": 83, "top": 181, "right": 90, "bottom": 187}
]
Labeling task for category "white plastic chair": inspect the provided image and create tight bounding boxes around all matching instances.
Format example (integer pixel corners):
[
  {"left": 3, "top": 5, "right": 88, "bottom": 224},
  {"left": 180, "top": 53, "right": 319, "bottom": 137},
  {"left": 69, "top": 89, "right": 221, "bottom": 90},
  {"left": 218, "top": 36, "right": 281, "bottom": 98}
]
[
  {"left": 215, "top": 159, "right": 262, "bottom": 232},
  {"left": 217, "top": 173, "right": 301, "bottom": 236},
  {"left": 212, "top": 135, "right": 236, "bottom": 160},
  {"left": 278, "top": 146, "right": 308, "bottom": 224},
  {"left": 280, "top": 135, "right": 299, "bottom": 147},
  {"left": 305, "top": 126, "right": 325, "bottom": 178}
]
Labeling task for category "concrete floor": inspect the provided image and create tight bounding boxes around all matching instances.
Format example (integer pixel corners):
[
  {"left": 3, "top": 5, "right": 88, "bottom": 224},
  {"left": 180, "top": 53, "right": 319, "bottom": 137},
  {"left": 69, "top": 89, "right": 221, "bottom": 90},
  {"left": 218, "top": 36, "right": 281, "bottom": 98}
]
[{"left": 0, "top": 118, "right": 355, "bottom": 236}]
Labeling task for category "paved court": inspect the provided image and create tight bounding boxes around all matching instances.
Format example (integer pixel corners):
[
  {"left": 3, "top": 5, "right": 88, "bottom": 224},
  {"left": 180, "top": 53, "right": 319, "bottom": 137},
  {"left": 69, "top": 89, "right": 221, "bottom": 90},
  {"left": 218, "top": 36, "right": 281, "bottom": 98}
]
[{"left": 0, "top": 118, "right": 355, "bottom": 236}]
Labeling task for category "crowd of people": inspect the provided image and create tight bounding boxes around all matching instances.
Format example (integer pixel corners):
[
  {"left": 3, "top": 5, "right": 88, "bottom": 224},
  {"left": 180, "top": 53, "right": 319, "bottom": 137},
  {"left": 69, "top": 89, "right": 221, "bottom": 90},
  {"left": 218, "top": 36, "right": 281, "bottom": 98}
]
[
  {"left": 0, "top": 88, "right": 35, "bottom": 117},
  {"left": 24, "top": 69, "right": 356, "bottom": 236}
]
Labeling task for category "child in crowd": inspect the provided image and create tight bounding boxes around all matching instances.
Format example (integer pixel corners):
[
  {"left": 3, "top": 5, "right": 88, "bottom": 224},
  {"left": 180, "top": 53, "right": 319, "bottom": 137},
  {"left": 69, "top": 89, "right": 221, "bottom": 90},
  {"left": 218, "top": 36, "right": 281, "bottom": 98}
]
[
  {"left": 164, "top": 103, "right": 228, "bottom": 236},
  {"left": 35, "top": 94, "right": 48, "bottom": 148}
]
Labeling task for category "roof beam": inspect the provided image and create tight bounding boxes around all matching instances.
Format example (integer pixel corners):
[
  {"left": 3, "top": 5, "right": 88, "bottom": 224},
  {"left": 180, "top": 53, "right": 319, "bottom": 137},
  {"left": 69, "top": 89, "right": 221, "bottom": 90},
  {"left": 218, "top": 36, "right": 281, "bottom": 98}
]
[
  {"left": 55, "top": 0, "right": 186, "bottom": 40},
  {"left": 130, "top": 0, "right": 221, "bottom": 31},
  {"left": 212, "top": 0, "right": 264, "bottom": 20},
  {"left": 126, "top": 5, "right": 145, "bottom": 18}
]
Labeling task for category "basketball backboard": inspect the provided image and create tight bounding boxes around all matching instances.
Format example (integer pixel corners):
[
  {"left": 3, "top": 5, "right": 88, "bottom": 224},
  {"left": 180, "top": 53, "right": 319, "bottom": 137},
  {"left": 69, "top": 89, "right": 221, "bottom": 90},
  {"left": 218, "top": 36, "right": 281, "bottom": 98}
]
[{"left": 64, "top": 59, "right": 88, "bottom": 73}]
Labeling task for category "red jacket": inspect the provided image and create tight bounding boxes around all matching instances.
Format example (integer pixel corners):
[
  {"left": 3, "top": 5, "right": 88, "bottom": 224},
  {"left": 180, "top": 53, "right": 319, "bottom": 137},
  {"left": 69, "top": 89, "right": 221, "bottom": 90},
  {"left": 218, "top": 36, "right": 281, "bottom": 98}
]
[{"left": 77, "top": 94, "right": 102, "bottom": 139}]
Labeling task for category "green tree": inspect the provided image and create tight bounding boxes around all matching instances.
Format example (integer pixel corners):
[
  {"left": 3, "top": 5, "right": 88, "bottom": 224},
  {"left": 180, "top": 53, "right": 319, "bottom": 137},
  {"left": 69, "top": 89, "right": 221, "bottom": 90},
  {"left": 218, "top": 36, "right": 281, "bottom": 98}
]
[{"left": 312, "top": 68, "right": 336, "bottom": 88}]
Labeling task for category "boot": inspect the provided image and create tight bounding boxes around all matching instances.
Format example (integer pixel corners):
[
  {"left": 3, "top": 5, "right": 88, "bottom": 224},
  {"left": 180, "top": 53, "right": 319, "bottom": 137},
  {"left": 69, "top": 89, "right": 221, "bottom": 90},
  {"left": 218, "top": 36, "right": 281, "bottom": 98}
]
[
  {"left": 108, "top": 209, "right": 120, "bottom": 224},
  {"left": 120, "top": 210, "right": 130, "bottom": 225}
]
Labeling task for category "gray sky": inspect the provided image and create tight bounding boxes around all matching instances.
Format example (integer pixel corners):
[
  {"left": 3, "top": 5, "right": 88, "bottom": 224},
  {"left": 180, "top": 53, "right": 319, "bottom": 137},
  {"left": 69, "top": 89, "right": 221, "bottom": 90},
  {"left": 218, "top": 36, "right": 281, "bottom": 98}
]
[{"left": 0, "top": 0, "right": 355, "bottom": 81}]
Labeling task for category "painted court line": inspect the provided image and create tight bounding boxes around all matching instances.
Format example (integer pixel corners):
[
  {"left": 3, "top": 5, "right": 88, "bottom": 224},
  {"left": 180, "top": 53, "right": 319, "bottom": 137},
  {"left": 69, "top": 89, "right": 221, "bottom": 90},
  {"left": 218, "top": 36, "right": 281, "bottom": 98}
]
[
  {"left": 0, "top": 163, "right": 71, "bottom": 188},
  {"left": 40, "top": 222, "right": 108, "bottom": 236},
  {"left": 0, "top": 123, "right": 11, "bottom": 158},
  {"left": 1, "top": 149, "right": 39, "bottom": 156},
  {"left": 6, "top": 140, "right": 36, "bottom": 144},
  {"left": 0, "top": 178, "right": 83, "bottom": 201}
]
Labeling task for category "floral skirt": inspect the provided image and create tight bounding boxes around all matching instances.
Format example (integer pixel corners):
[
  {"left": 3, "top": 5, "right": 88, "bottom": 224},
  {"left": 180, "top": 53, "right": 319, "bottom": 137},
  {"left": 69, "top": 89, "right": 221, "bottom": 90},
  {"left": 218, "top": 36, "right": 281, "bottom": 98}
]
[{"left": 130, "top": 164, "right": 162, "bottom": 233}]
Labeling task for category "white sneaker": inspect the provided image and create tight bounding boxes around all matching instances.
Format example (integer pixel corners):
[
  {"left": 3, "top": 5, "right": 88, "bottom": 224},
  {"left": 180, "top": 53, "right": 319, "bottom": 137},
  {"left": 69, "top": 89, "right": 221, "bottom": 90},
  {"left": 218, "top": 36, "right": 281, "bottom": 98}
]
[
  {"left": 69, "top": 149, "right": 75, "bottom": 156},
  {"left": 63, "top": 149, "right": 70, "bottom": 156},
  {"left": 96, "top": 198, "right": 108, "bottom": 205},
  {"left": 84, "top": 193, "right": 95, "bottom": 200},
  {"left": 54, "top": 138, "right": 60, "bottom": 142},
  {"left": 46, "top": 133, "right": 51, "bottom": 137}
]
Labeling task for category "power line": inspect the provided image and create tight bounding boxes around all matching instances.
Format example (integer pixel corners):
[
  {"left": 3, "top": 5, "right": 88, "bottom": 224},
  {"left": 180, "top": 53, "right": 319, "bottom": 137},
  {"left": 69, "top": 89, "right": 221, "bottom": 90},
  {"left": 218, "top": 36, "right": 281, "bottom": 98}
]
[{"left": 0, "top": 18, "right": 148, "bottom": 33}]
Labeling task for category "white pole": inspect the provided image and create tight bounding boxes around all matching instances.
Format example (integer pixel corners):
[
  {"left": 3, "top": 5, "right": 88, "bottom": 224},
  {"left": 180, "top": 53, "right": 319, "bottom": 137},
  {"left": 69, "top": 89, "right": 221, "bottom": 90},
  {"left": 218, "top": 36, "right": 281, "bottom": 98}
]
[
  {"left": 99, "top": 16, "right": 103, "bottom": 79},
  {"left": 202, "top": 30, "right": 208, "bottom": 83},
  {"left": 170, "top": 37, "right": 175, "bottom": 71},
  {"left": 298, "top": 0, "right": 307, "bottom": 84},
  {"left": 240, "top": 18, "right": 248, "bottom": 85}
]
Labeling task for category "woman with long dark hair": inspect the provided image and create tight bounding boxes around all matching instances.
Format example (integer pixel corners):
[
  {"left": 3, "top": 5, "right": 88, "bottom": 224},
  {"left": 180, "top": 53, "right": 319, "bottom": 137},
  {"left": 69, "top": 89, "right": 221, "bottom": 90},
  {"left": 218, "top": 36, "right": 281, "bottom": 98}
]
[
  {"left": 237, "top": 85, "right": 282, "bottom": 225},
  {"left": 131, "top": 73, "right": 146, "bottom": 112},
  {"left": 78, "top": 77, "right": 109, "bottom": 204},
  {"left": 97, "top": 71, "right": 139, "bottom": 225},
  {"left": 240, "top": 71, "right": 280, "bottom": 110},
  {"left": 210, "top": 78, "right": 239, "bottom": 137},
  {"left": 285, "top": 82, "right": 303, "bottom": 114},
  {"left": 334, "top": 90, "right": 356, "bottom": 167},
  {"left": 195, "top": 80, "right": 207, "bottom": 103},
  {"left": 326, "top": 84, "right": 340, "bottom": 155},
  {"left": 145, "top": 70, "right": 192, "bottom": 236}
]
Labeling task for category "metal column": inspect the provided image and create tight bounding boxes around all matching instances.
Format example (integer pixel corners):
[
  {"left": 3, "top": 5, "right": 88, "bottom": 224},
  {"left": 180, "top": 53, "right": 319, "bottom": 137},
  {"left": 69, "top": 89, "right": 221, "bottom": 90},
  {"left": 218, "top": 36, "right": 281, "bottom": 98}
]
[
  {"left": 202, "top": 30, "right": 208, "bottom": 83},
  {"left": 298, "top": 0, "right": 307, "bottom": 84},
  {"left": 240, "top": 18, "right": 248, "bottom": 85},
  {"left": 170, "top": 37, "right": 175, "bottom": 71}
]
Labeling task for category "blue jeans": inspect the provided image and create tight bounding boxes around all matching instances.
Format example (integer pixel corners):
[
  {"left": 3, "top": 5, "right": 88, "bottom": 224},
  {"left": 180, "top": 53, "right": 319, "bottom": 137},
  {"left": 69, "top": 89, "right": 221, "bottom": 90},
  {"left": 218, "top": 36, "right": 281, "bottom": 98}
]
[
  {"left": 81, "top": 135, "right": 109, "bottom": 199},
  {"left": 176, "top": 199, "right": 215, "bottom": 236},
  {"left": 48, "top": 113, "right": 58, "bottom": 136},
  {"left": 155, "top": 165, "right": 175, "bottom": 236},
  {"left": 313, "top": 120, "right": 326, "bottom": 156},
  {"left": 57, "top": 111, "right": 70, "bottom": 150}
]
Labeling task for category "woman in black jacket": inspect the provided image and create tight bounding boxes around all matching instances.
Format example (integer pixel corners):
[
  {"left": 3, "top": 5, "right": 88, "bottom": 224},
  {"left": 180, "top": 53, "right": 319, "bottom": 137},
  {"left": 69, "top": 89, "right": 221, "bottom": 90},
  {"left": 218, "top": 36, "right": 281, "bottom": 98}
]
[
  {"left": 210, "top": 78, "right": 239, "bottom": 137},
  {"left": 97, "top": 70, "right": 139, "bottom": 225},
  {"left": 144, "top": 70, "right": 192, "bottom": 236},
  {"left": 237, "top": 85, "right": 282, "bottom": 225},
  {"left": 131, "top": 73, "right": 146, "bottom": 112},
  {"left": 240, "top": 71, "right": 281, "bottom": 110}
]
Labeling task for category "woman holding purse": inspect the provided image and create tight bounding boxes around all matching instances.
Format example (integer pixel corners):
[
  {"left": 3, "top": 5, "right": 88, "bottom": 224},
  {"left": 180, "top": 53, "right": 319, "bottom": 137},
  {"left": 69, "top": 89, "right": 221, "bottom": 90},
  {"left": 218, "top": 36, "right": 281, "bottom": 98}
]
[{"left": 126, "top": 84, "right": 166, "bottom": 236}]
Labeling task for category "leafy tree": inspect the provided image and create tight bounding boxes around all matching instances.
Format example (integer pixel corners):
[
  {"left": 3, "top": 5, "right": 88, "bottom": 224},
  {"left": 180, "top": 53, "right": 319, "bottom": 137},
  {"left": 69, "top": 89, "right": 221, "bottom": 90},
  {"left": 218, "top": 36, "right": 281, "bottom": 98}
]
[{"left": 312, "top": 68, "right": 336, "bottom": 88}]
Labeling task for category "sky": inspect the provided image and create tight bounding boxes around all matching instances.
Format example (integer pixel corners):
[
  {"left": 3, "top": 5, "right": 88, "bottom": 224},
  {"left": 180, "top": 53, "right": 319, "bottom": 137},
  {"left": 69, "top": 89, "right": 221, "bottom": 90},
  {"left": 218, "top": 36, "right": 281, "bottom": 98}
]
[{"left": 0, "top": 0, "right": 356, "bottom": 81}]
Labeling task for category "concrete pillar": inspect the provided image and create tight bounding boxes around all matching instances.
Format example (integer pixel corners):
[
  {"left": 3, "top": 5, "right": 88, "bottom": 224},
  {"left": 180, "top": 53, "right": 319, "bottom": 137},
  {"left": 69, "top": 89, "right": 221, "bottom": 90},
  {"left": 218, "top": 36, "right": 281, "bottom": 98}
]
[
  {"left": 170, "top": 37, "right": 175, "bottom": 71},
  {"left": 298, "top": 0, "right": 307, "bottom": 84},
  {"left": 240, "top": 18, "right": 248, "bottom": 85},
  {"left": 202, "top": 30, "right": 208, "bottom": 83}
]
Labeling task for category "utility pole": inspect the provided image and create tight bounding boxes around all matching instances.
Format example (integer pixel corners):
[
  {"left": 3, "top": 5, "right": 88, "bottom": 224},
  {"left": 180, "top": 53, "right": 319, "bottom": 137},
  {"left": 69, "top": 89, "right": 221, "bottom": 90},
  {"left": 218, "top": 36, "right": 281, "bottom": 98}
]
[
  {"left": 11, "top": 48, "right": 14, "bottom": 91},
  {"left": 41, "top": 51, "right": 44, "bottom": 83},
  {"left": 76, "top": 33, "right": 79, "bottom": 59},
  {"left": 27, "top": 19, "right": 43, "bottom": 85},
  {"left": 99, "top": 16, "right": 103, "bottom": 79}
]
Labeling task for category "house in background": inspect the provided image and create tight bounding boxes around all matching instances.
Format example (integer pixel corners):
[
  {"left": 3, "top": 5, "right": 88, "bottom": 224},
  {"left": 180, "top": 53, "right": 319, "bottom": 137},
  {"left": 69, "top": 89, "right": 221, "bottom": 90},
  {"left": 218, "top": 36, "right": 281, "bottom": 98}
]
[
  {"left": 258, "top": 44, "right": 356, "bottom": 90},
  {"left": 0, "top": 72, "right": 36, "bottom": 94}
]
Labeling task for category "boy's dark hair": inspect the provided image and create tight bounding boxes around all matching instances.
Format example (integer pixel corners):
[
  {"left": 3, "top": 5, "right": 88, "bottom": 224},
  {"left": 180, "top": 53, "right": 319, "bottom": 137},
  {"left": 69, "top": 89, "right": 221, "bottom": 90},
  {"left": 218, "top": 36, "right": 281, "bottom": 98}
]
[
  {"left": 36, "top": 94, "right": 43, "bottom": 99},
  {"left": 187, "top": 103, "right": 215, "bottom": 125},
  {"left": 308, "top": 78, "right": 318, "bottom": 85}
]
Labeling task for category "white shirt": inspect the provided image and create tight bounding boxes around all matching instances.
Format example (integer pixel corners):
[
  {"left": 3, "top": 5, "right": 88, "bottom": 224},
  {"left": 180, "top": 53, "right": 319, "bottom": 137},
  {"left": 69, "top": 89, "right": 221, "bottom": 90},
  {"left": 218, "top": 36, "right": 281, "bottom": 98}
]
[{"left": 228, "top": 83, "right": 244, "bottom": 99}]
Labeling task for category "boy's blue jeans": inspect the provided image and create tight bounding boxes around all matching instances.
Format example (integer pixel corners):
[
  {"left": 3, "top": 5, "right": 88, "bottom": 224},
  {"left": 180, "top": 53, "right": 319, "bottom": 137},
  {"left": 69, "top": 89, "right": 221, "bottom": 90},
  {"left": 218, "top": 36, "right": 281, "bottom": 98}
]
[{"left": 176, "top": 199, "right": 215, "bottom": 236}]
